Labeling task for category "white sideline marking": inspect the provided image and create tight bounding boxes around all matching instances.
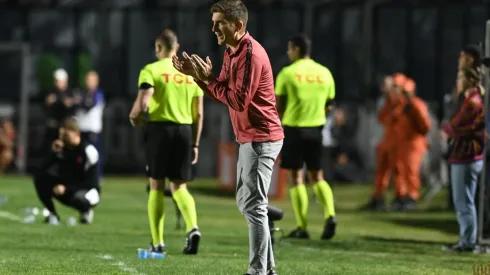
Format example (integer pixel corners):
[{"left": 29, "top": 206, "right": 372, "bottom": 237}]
[
  {"left": 0, "top": 210, "right": 23, "bottom": 222},
  {"left": 97, "top": 254, "right": 145, "bottom": 275}
]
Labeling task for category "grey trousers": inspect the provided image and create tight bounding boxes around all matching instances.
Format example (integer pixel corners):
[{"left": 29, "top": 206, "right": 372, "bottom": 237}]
[{"left": 236, "top": 140, "right": 283, "bottom": 275}]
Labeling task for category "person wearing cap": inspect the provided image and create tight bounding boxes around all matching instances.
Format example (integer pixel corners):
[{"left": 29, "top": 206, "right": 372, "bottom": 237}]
[
  {"left": 44, "top": 69, "right": 75, "bottom": 153},
  {"left": 362, "top": 73, "right": 407, "bottom": 210},
  {"left": 33, "top": 118, "right": 100, "bottom": 225},
  {"left": 391, "top": 78, "right": 431, "bottom": 211},
  {"left": 442, "top": 67, "right": 485, "bottom": 252}
]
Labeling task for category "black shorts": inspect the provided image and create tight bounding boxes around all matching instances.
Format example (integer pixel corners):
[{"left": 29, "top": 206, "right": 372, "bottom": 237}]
[
  {"left": 280, "top": 126, "right": 323, "bottom": 170},
  {"left": 144, "top": 122, "right": 193, "bottom": 181}
]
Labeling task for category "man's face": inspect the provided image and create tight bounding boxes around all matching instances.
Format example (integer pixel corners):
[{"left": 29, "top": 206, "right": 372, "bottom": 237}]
[
  {"left": 85, "top": 72, "right": 99, "bottom": 91},
  {"left": 286, "top": 42, "right": 299, "bottom": 62},
  {"left": 55, "top": 79, "right": 68, "bottom": 91},
  {"left": 458, "top": 51, "right": 473, "bottom": 69},
  {"left": 59, "top": 127, "right": 76, "bottom": 144},
  {"left": 211, "top": 12, "right": 238, "bottom": 46}
]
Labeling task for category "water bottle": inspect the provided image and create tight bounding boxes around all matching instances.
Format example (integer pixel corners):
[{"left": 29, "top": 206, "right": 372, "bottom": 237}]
[
  {"left": 24, "top": 207, "right": 40, "bottom": 216},
  {"left": 42, "top": 208, "right": 50, "bottom": 217},
  {"left": 67, "top": 217, "right": 77, "bottom": 226},
  {"left": 0, "top": 195, "right": 8, "bottom": 205},
  {"left": 23, "top": 215, "right": 36, "bottom": 224},
  {"left": 137, "top": 249, "right": 164, "bottom": 259}
]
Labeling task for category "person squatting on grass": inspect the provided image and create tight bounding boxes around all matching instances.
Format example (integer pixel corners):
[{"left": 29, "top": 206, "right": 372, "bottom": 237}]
[{"left": 33, "top": 118, "right": 100, "bottom": 225}]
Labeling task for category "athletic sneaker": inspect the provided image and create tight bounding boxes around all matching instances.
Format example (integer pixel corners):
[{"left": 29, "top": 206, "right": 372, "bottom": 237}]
[
  {"left": 244, "top": 270, "right": 277, "bottom": 275},
  {"left": 149, "top": 243, "right": 165, "bottom": 254},
  {"left": 44, "top": 214, "right": 60, "bottom": 225},
  {"left": 321, "top": 216, "right": 336, "bottom": 240},
  {"left": 80, "top": 209, "right": 94, "bottom": 224},
  {"left": 287, "top": 227, "right": 310, "bottom": 239},
  {"left": 183, "top": 228, "right": 201, "bottom": 255}
]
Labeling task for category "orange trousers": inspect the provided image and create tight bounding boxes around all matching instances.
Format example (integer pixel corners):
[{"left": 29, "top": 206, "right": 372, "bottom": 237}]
[
  {"left": 394, "top": 148, "right": 425, "bottom": 200},
  {"left": 374, "top": 145, "right": 424, "bottom": 200},
  {"left": 373, "top": 145, "right": 393, "bottom": 198}
]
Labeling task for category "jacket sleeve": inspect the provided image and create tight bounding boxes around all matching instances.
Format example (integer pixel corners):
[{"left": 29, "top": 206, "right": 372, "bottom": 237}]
[
  {"left": 444, "top": 96, "right": 484, "bottom": 137},
  {"left": 405, "top": 98, "right": 431, "bottom": 135},
  {"left": 205, "top": 47, "right": 261, "bottom": 112}
]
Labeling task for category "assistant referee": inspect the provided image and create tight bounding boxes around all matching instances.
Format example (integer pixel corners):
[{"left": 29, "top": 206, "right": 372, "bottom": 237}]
[
  {"left": 275, "top": 34, "right": 337, "bottom": 240},
  {"left": 129, "top": 29, "right": 203, "bottom": 255}
]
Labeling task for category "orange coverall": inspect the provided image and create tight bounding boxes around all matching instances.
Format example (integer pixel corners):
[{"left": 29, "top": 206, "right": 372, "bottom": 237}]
[
  {"left": 393, "top": 81, "right": 431, "bottom": 200},
  {"left": 373, "top": 96, "right": 405, "bottom": 198}
]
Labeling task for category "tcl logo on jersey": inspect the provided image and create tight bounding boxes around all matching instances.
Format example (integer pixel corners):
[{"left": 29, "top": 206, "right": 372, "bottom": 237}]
[
  {"left": 295, "top": 74, "right": 325, "bottom": 83},
  {"left": 162, "top": 73, "right": 194, "bottom": 84}
]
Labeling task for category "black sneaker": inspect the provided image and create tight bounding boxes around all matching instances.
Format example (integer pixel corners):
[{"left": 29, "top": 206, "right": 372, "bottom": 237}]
[
  {"left": 442, "top": 243, "right": 474, "bottom": 253},
  {"left": 149, "top": 243, "right": 165, "bottom": 254},
  {"left": 400, "top": 197, "right": 417, "bottom": 211},
  {"left": 268, "top": 268, "right": 278, "bottom": 275},
  {"left": 287, "top": 227, "right": 310, "bottom": 239},
  {"left": 321, "top": 216, "right": 336, "bottom": 240},
  {"left": 360, "top": 197, "right": 385, "bottom": 211},
  {"left": 183, "top": 228, "right": 201, "bottom": 255},
  {"left": 388, "top": 197, "right": 405, "bottom": 211}
]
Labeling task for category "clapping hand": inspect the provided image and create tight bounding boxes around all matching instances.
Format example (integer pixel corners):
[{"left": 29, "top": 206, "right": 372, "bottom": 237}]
[
  {"left": 172, "top": 52, "right": 198, "bottom": 79},
  {"left": 190, "top": 54, "right": 213, "bottom": 83}
]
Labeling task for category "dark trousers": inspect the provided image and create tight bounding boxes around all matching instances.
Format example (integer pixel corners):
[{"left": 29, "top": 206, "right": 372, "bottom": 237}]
[
  {"left": 81, "top": 131, "right": 103, "bottom": 178},
  {"left": 33, "top": 172, "right": 94, "bottom": 216}
]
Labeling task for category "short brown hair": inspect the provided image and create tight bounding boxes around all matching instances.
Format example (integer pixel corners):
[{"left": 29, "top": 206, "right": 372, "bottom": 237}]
[
  {"left": 62, "top": 117, "right": 80, "bottom": 132},
  {"left": 156, "top": 29, "right": 178, "bottom": 50},
  {"left": 210, "top": 0, "right": 248, "bottom": 27}
]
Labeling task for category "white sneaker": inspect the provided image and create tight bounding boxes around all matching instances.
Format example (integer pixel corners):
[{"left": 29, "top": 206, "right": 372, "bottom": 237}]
[
  {"left": 80, "top": 209, "right": 94, "bottom": 224},
  {"left": 45, "top": 214, "right": 60, "bottom": 225}
]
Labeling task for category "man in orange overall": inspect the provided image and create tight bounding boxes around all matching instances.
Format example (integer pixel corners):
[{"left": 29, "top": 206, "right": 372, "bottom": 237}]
[
  {"left": 390, "top": 78, "right": 431, "bottom": 211},
  {"left": 362, "top": 73, "right": 406, "bottom": 211}
]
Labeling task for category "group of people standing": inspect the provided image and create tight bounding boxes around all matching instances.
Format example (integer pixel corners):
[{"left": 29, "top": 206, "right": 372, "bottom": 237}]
[
  {"left": 363, "top": 73, "right": 431, "bottom": 211},
  {"left": 365, "top": 45, "right": 488, "bottom": 253}
]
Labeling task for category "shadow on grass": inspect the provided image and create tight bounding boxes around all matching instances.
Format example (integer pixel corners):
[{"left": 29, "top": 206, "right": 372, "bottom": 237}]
[
  {"left": 276, "top": 236, "right": 439, "bottom": 256},
  {"left": 380, "top": 216, "right": 459, "bottom": 235},
  {"left": 360, "top": 235, "right": 452, "bottom": 246}
]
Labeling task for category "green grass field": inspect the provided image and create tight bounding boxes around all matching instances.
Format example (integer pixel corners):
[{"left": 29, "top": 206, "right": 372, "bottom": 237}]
[{"left": 0, "top": 176, "right": 487, "bottom": 275}]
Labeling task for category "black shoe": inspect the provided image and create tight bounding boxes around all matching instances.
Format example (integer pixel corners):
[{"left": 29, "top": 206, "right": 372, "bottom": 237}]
[
  {"left": 268, "top": 269, "right": 278, "bottom": 275},
  {"left": 287, "top": 227, "right": 310, "bottom": 239},
  {"left": 388, "top": 197, "right": 405, "bottom": 211},
  {"left": 360, "top": 197, "right": 385, "bottom": 211},
  {"left": 149, "top": 243, "right": 165, "bottom": 254},
  {"left": 400, "top": 197, "right": 417, "bottom": 211},
  {"left": 442, "top": 243, "right": 474, "bottom": 252},
  {"left": 321, "top": 216, "right": 336, "bottom": 240},
  {"left": 183, "top": 228, "right": 201, "bottom": 255}
]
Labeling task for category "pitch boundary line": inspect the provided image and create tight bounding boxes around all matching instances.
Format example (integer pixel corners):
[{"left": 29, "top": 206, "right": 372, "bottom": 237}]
[
  {"left": 97, "top": 254, "right": 146, "bottom": 275},
  {"left": 0, "top": 210, "right": 23, "bottom": 222}
]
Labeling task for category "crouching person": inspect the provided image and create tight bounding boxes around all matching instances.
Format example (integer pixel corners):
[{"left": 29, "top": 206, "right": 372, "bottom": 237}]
[{"left": 33, "top": 118, "right": 100, "bottom": 225}]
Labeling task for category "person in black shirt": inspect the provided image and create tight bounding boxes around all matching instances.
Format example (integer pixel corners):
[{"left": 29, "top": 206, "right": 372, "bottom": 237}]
[
  {"left": 44, "top": 69, "right": 75, "bottom": 153},
  {"left": 33, "top": 117, "right": 100, "bottom": 225}
]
